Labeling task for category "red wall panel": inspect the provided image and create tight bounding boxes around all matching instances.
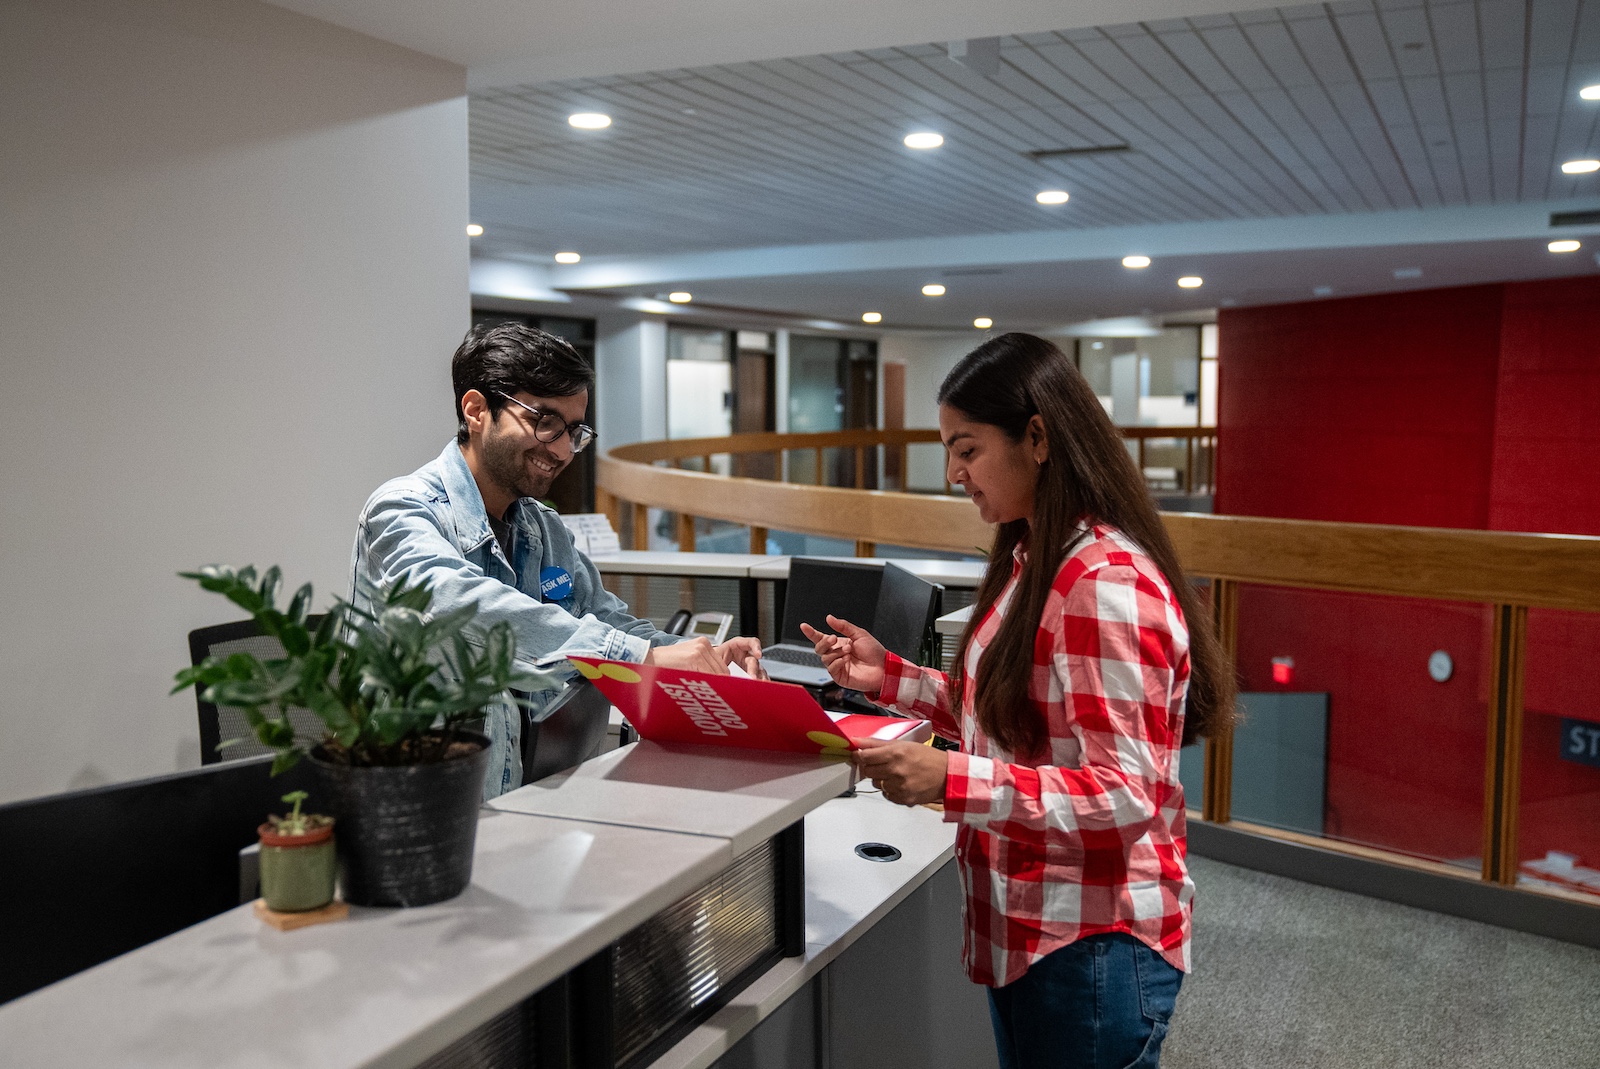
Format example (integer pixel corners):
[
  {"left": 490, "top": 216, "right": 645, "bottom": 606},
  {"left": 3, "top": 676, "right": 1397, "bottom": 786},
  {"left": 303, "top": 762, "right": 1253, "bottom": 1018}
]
[
  {"left": 1217, "top": 286, "right": 1504, "bottom": 527},
  {"left": 1217, "top": 278, "right": 1600, "bottom": 871}
]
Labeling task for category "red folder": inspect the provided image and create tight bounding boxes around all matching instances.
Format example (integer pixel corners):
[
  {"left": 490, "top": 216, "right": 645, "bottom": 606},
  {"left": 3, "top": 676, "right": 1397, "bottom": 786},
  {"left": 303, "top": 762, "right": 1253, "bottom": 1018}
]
[{"left": 568, "top": 656, "right": 931, "bottom": 755}]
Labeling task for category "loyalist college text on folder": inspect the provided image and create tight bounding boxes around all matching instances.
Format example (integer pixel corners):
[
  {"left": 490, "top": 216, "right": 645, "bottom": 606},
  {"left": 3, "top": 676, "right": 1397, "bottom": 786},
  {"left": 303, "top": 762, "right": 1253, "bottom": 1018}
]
[{"left": 567, "top": 657, "right": 932, "bottom": 755}]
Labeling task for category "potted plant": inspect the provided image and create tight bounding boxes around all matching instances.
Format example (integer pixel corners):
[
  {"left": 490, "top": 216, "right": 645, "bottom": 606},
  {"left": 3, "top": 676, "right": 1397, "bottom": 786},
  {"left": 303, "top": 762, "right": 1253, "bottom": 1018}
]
[
  {"left": 175, "top": 565, "right": 559, "bottom": 907},
  {"left": 258, "top": 790, "right": 337, "bottom": 913}
]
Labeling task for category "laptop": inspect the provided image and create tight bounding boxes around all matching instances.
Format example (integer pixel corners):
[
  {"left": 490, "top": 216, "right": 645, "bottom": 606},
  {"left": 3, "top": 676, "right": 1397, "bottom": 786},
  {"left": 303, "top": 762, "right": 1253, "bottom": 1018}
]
[
  {"left": 760, "top": 560, "right": 942, "bottom": 686},
  {"left": 760, "top": 559, "right": 883, "bottom": 686}
]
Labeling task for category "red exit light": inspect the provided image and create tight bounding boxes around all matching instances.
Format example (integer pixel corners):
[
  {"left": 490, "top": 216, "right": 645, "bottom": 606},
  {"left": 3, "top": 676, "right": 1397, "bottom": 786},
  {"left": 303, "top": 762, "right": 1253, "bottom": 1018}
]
[{"left": 1270, "top": 656, "right": 1295, "bottom": 685}]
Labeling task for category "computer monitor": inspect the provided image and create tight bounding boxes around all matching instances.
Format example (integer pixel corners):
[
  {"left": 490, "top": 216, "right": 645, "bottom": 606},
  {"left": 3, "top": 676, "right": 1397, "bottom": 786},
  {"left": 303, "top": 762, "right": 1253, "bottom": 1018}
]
[
  {"left": 780, "top": 558, "right": 883, "bottom": 643},
  {"left": 872, "top": 562, "right": 942, "bottom": 662}
]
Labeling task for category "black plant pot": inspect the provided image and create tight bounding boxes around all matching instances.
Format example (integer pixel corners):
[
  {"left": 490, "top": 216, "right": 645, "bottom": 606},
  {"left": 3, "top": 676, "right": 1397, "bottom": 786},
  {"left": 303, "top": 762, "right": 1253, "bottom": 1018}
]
[{"left": 309, "top": 733, "right": 491, "bottom": 908}]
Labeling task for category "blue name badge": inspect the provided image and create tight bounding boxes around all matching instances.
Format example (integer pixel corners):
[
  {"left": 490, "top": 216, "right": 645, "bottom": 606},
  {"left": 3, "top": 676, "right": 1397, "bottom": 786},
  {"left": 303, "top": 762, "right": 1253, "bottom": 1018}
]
[{"left": 539, "top": 566, "right": 574, "bottom": 603}]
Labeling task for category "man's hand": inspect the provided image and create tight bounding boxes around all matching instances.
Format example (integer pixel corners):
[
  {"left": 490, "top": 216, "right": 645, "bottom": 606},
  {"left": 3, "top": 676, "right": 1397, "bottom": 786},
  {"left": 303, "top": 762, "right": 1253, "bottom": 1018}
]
[
  {"left": 853, "top": 738, "right": 947, "bottom": 805},
  {"left": 715, "top": 636, "right": 766, "bottom": 679},
  {"left": 645, "top": 637, "right": 726, "bottom": 674},
  {"left": 799, "top": 615, "right": 887, "bottom": 694}
]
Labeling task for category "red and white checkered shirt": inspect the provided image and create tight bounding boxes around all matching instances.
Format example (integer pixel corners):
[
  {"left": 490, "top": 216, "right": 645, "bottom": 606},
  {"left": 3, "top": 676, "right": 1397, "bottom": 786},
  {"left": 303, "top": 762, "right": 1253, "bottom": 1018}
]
[{"left": 874, "top": 524, "right": 1193, "bottom": 986}]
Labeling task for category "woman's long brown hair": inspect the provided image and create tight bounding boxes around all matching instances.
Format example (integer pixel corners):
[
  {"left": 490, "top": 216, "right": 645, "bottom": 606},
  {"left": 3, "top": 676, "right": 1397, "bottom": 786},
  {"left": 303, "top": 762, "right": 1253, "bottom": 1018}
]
[{"left": 939, "top": 332, "right": 1235, "bottom": 754}]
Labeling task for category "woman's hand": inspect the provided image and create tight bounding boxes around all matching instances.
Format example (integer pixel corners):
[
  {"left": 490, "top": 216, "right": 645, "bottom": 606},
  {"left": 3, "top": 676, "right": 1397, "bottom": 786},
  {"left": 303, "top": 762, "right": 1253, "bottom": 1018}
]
[
  {"left": 799, "top": 615, "right": 887, "bottom": 694},
  {"left": 853, "top": 738, "right": 948, "bottom": 805}
]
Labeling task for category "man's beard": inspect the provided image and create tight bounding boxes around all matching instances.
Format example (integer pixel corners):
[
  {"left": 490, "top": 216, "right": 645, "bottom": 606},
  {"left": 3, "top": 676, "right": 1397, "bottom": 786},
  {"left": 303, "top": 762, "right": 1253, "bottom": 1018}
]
[{"left": 481, "top": 429, "right": 563, "bottom": 503}]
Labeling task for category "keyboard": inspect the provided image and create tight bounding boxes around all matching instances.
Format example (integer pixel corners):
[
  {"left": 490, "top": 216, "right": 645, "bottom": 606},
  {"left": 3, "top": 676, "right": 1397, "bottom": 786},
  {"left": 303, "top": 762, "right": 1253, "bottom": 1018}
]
[{"left": 763, "top": 645, "right": 824, "bottom": 667}]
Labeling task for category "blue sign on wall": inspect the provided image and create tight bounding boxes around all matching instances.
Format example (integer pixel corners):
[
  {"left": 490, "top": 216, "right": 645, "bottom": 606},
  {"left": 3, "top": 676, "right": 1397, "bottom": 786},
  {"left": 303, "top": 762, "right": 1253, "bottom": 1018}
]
[{"left": 1559, "top": 719, "right": 1600, "bottom": 770}]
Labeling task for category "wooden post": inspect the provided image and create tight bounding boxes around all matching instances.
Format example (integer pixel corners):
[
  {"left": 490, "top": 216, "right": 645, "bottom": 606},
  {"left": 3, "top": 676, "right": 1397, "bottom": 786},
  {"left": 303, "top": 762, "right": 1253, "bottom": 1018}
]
[
  {"left": 1202, "top": 578, "right": 1239, "bottom": 823},
  {"left": 1481, "top": 604, "right": 1528, "bottom": 883},
  {"left": 676, "top": 512, "right": 696, "bottom": 553},
  {"left": 701, "top": 454, "right": 712, "bottom": 474},
  {"left": 854, "top": 446, "right": 865, "bottom": 489},
  {"left": 814, "top": 447, "right": 824, "bottom": 485},
  {"left": 632, "top": 502, "right": 649, "bottom": 551},
  {"left": 854, "top": 540, "right": 875, "bottom": 557},
  {"left": 749, "top": 525, "right": 768, "bottom": 554},
  {"left": 595, "top": 487, "right": 621, "bottom": 535}
]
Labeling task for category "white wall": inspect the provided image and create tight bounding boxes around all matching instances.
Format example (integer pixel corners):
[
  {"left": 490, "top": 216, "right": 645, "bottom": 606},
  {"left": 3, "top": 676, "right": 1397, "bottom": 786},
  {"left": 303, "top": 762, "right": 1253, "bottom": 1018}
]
[
  {"left": 594, "top": 315, "right": 668, "bottom": 448},
  {"left": 0, "top": 0, "right": 468, "bottom": 803},
  {"left": 876, "top": 332, "right": 979, "bottom": 491}
]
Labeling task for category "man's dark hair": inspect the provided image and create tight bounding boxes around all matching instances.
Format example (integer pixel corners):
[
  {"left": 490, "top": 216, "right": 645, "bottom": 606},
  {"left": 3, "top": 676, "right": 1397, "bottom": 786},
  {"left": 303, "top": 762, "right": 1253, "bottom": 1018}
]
[{"left": 452, "top": 322, "right": 594, "bottom": 444}]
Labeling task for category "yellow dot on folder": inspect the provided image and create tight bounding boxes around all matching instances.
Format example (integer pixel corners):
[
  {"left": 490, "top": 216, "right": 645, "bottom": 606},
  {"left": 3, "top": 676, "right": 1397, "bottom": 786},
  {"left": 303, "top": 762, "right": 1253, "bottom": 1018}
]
[
  {"left": 806, "top": 730, "right": 851, "bottom": 751},
  {"left": 599, "top": 664, "right": 642, "bottom": 683},
  {"left": 571, "top": 661, "right": 603, "bottom": 680}
]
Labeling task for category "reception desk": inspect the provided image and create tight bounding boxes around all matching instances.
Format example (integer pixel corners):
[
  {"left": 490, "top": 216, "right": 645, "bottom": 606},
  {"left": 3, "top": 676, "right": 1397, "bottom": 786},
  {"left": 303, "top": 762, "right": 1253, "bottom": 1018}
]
[{"left": 0, "top": 741, "right": 987, "bottom": 1069}]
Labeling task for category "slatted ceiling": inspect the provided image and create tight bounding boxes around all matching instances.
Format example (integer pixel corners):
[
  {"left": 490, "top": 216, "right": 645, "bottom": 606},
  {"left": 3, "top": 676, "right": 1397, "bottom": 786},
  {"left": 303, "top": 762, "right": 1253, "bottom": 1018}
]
[{"left": 469, "top": 0, "right": 1600, "bottom": 260}]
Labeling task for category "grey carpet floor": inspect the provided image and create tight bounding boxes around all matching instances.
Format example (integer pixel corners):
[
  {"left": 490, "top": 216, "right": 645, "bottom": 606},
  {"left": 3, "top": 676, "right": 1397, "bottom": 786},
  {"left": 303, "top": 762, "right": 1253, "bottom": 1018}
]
[{"left": 1164, "top": 857, "right": 1600, "bottom": 1069}]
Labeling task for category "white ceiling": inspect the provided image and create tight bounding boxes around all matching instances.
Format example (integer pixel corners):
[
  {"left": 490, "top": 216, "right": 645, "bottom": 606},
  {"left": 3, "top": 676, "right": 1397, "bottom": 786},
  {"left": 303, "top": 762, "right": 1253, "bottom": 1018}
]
[
  {"left": 471, "top": 0, "right": 1600, "bottom": 260},
  {"left": 271, "top": 0, "right": 1600, "bottom": 326},
  {"left": 265, "top": 0, "right": 1285, "bottom": 88}
]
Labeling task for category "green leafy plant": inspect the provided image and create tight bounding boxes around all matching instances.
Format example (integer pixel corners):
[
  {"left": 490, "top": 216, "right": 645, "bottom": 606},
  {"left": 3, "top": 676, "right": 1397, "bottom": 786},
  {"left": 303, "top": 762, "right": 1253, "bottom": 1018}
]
[
  {"left": 267, "top": 790, "right": 330, "bottom": 836},
  {"left": 174, "top": 565, "right": 561, "bottom": 774}
]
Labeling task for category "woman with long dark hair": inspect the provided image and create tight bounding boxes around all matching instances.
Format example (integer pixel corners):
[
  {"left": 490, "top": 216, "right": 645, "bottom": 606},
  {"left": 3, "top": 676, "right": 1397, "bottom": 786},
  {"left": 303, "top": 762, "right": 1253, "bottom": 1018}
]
[{"left": 801, "top": 332, "right": 1233, "bottom": 1069}]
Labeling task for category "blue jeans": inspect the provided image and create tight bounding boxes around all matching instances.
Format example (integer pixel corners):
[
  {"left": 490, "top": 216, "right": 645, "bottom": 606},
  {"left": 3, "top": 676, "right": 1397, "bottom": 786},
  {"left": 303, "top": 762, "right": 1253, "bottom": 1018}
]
[{"left": 987, "top": 934, "right": 1183, "bottom": 1069}]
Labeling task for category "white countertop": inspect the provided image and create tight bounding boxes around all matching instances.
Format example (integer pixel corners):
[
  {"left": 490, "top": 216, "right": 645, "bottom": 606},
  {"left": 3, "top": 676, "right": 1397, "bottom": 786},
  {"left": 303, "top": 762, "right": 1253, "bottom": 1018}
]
[
  {"left": 748, "top": 557, "right": 985, "bottom": 588},
  {"left": 0, "top": 743, "right": 854, "bottom": 1069},
  {"left": 489, "top": 741, "right": 854, "bottom": 857},
  {"left": 935, "top": 603, "right": 974, "bottom": 636},
  {"left": 591, "top": 551, "right": 785, "bottom": 577},
  {"left": 0, "top": 809, "right": 731, "bottom": 1069}
]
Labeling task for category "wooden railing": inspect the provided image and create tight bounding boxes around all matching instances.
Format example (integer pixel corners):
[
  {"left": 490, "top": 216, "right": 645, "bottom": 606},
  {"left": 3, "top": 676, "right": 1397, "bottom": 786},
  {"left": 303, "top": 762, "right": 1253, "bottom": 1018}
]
[
  {"left": 597, "top": 427, "right": 1215, "bottom": 555},
  {"left": 595, "top": 429, "right": 1600, "bottom": 902}
]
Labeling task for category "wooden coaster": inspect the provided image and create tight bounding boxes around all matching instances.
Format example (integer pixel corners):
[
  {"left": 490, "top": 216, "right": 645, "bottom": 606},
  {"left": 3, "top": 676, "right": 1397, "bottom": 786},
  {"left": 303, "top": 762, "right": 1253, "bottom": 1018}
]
[{"left": 253, "top": 898, "right": 349, "bottom": 931}]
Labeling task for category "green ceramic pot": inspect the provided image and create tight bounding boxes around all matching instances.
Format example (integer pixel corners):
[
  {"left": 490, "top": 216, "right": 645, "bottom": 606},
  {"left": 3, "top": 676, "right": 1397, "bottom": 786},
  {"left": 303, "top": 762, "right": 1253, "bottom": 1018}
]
[{"left": 258, "top": 821, "right": 337, "bottom": 913}]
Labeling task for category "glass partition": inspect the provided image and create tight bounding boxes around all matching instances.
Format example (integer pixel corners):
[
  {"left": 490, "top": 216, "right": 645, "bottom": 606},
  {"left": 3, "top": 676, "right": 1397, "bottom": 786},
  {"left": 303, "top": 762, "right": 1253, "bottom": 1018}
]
[
  {"left": 1517, "top": 608, "right": 1600, "bottom": 897},
  {"left": 1232, "top": 584, "right": 1489, "bottom": 870}
]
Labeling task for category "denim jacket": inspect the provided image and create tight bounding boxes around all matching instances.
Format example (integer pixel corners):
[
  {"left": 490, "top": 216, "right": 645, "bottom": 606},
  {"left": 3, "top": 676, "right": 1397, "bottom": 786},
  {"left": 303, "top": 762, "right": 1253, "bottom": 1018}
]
[{"left": 350, "top": 440, "right": 673, "bottom": 797}]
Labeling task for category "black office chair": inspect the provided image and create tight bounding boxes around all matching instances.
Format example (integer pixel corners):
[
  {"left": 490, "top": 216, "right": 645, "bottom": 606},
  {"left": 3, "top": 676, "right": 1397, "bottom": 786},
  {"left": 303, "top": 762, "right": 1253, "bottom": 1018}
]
[
  {"left": 186, "top": 617, "right": 328, "bottom": 765},
  {"left": 519, "top": 678, "right": 616, "bottom": 785}
]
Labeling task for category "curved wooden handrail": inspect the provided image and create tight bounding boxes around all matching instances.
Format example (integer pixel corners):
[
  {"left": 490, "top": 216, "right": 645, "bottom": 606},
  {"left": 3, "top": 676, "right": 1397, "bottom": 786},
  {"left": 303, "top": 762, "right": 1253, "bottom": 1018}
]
[
  {"left": 597, "top": 454, "right": 992, "bottom": 553},
  {"left": 607, "top": 426, "right": 1216, "bottom": 464},
  {"left": 596, "top": 430, "right": 1600, "bottom": 613}
]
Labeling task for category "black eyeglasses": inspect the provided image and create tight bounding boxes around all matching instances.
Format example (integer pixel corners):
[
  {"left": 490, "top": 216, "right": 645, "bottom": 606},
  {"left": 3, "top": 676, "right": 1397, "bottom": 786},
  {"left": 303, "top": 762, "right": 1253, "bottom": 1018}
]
[{"left": 496, "top": 392, "right": 596, "bottom": 454}]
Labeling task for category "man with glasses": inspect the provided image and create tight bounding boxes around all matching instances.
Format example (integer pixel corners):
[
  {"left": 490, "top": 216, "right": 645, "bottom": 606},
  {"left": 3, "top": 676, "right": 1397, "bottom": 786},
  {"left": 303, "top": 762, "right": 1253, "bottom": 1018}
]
[{"left": 351, "top": 322, "right": 761, "bottom": 797}]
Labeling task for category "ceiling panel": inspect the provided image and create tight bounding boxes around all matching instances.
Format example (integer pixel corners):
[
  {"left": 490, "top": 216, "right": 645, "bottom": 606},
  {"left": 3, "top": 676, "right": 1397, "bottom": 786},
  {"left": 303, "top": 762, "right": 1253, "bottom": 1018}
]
[{"left": 468, "top": 0, "right": 1600, "bottom": 272}]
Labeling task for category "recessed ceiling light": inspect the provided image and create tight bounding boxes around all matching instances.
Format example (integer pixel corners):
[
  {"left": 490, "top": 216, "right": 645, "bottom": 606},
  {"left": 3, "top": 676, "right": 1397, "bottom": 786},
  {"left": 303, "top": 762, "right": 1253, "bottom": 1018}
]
[
  {"left": 1035, "top": 190, "right": 1069, "bottom": 205},
  {"left": 668, "top": 292, "right": 692, "bottom": 303},
  {"left": 904, "top": 132, "right": 944, "bottom": 150},
  {"left": 861, "top": 312, "right": 882, "bottom": 324},
  {"left": 1561, "top": 159, "right": 1600, "bottom": 174},
  {"left": 553, "top": 251, "right": 581, "bottom": 264},
  {"left": 1313, "top": 286, "right": 1333, "bottom": 297},
  {"left": 466, "top": 224, "right": 484, "bottom": 237},
  {"left": 1549, "top": 239, "right": 1582, "bottom": 253},
  {"left": 1122, "top": 255, "right": 1151, "bottom": 269},
  {"left": 921, "top": 284, "right": 946, "bottom": 296},
  {"left": 1177, "top": 276, "right": 1203, "bottom": 289},
  {"left": 1581, "top": 85, "right": 1600, "bottom": 100},
  {"left": 973, "top": 317, "right": 993, "bottom": 329},
  {"left": 1393, "top": 267, "right": 1423, "bottom": 279},
  {"left": 568, "top": 112, "right": 612, "bottom": 129}
]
